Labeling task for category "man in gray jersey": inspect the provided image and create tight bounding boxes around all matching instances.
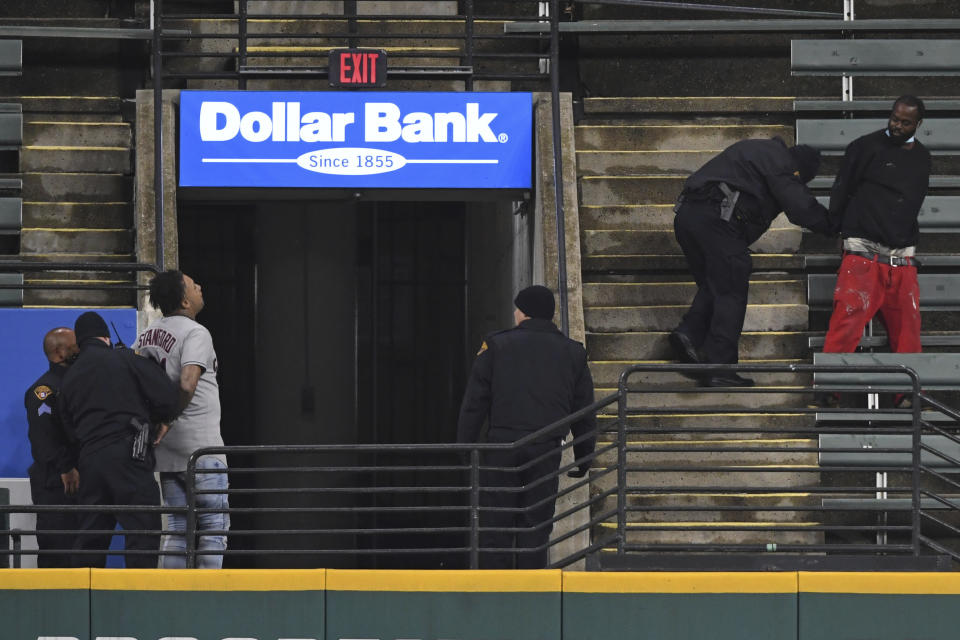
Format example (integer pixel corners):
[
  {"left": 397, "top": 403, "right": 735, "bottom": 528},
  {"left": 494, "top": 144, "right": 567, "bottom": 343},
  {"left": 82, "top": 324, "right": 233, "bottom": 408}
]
[{"left": 136, "top": 270, "right": 229, "bottom": 568}]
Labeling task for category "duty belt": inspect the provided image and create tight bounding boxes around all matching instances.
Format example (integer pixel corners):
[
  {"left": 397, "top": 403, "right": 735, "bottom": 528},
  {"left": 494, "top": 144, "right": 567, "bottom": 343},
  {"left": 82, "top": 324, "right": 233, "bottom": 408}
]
[{"left": 845, "top": 250, "right": 916, "bottom": 267}]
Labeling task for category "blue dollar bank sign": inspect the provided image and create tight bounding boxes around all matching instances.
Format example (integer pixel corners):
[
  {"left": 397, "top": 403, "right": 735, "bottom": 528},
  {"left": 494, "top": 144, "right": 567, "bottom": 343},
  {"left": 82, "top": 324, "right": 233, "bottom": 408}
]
[{"left": 179, "top": 91, "right": 533, "bottom": 189}]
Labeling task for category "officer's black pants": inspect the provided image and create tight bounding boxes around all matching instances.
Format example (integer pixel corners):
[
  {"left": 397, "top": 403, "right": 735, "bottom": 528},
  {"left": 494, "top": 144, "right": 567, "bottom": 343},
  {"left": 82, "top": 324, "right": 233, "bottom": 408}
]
[
  {"left": 74, "top": 439, "right": 161, "bottom": 568},
  {"left": 673, "top": 200, "right": 752, "bottom": 364},
  {"left": 480, "top": 440, "right": 562, "bottom": 569},
  {"left": 29, "top": 479, "right": 78, "bottom": 568}
]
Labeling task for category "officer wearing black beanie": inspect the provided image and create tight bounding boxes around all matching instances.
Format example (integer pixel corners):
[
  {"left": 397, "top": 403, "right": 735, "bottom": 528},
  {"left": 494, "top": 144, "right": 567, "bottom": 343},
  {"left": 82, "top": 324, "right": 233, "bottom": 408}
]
[
  {"left": 670, "top": 137, "right": 836, "bottom": 387},
  {"left": 58, "top": 311, "right": 179, "bottom": 568},
  {"left": 457, "top": 285, "right": 596, "bottom": 569}
]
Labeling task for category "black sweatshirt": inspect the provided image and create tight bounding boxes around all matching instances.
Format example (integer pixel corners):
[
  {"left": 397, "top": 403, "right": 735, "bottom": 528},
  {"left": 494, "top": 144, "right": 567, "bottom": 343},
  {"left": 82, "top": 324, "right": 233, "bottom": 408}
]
[
  {"left": 829, "top": 129, "right": 931, "bottom": 249},
  {"left": 682, "top": 137, "right": 834, "bottom": 245},
  {"left": 457, "top": 318, "right": 596, "bottom": 468},
  {"left": 59, "top": 340, "right": 179, "bottom": 458}
]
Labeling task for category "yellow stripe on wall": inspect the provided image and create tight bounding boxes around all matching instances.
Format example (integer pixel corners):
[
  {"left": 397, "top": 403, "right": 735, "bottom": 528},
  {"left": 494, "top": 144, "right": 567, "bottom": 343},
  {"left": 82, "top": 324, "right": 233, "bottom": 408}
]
[
  {"left": 799, "top": 572, "right": 960, "bottom": 595},
  {"left": 327, "top": 569, "right": 561, "bottom": 592},
  {"left": 564, "top": 572, "right": 797, "bottom": 594},
  {"left": 0, "top": 568, "right": 90, "bottom": 590},
  {"left": 91, "top": 569, "right": 326, "bottom": 591}
]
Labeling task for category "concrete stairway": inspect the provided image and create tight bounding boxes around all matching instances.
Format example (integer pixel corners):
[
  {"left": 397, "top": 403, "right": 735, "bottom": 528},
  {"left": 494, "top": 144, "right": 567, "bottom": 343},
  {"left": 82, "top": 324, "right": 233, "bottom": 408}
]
[
  {"left": 576, "top": 97, "right": 821, "bottom": 559},
  {"left": 0, "top": 0, "right": 142, "bottom": 307}
]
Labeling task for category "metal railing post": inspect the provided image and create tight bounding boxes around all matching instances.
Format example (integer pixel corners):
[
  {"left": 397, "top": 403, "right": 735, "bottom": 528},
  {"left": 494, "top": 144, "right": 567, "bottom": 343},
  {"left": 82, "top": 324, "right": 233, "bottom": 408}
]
[
  {"left": 469, "top": 449, "right": 481, "bottom": 569},
  {"left": 910, "top": 370, "right": 922, "bottom": 556},
  {"left": 616, "top": 371, "right": 628, "bottom": 556},
  {"left": 152, "top": 0, "right": 165, "bottom": 272},
  {"left": 464, "top": 0, "right": 475, "bottom": 91},
  {"left": 549, "top": 0, "right": 569, "bottom": 336},
  {"left": 238, "top": 0, "right": 248, "bottom": 89},
  {"left": 185, "top": 455, "right": 199, "bottom": 568}
]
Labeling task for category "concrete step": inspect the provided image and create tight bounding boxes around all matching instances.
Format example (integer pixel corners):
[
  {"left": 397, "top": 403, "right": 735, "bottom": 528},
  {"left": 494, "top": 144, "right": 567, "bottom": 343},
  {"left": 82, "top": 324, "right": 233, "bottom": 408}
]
[
  {"left": 584, "top": 280, "right": 805, "bottom": 306},
  {"left": 587, "top": 331, "right": 812, "bottom": 361},
  {"left": 600, "top": 522, "right": 823, "bottom": 546},
  {"left": 23, "top": 202, "right": 132, "bottom": 229},
  {"left": 582, "top": 223, "right": 803, "bottom": 256},
  {"left": 20, "top": 229, "right": 133, "bottom": 255},
  {"left": 21, "top": 173, "right": 132, "bottom": 202},
  {"left": 595, "top": 438, "right": 818, "bottom": 468},
  {"left": 596, "top": 412, "right": 814, "bottom": 433},
  {"left": 589, "top": 360, "right": 809, "bottom": 388},
  {"left": 577, "top": 150, "right": 718, "bottom": 176},
  {"left": 594, "top": 387, "right": 807, "bottom": 411},
  {"left": 582, "top": 97, "right": 796, "bottom": 116},
  {"left": 594, "top": 492, "right": 820, "bottom": 523},
  {"left": 170, "top": 17, "right": 506, "bottom": 38},
  {"left": 581, "top": 175, "right": 686, "bottom": 206},
  {"left": 580, "top": 204, "right": 675, "bottom": 231},
  {"left": 22, "top": 277, "right": 136, "bottom": 307},
  {"left": 583, "top": 253, "right": 805, "bottom": 274},
  {"left": 590, "top": 466, "right": 819, "bottom": 491},
  {"left": 23, "top": 121, "right": 131, "bottom": 147},
  {"left": 20, "top": 147, "right": 131, "bottom": 173},
  {"left": 574, "top": 124, "right": 794, "bottom": 151},
  {"left": 585, "top": 303, "right": 808, "bottom": 333}
]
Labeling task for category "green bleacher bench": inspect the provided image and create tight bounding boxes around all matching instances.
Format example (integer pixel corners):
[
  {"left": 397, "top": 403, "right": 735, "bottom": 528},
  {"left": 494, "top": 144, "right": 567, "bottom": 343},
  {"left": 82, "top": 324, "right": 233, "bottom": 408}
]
[
  {"left": 503, "top": 19, "right": 960, "bottom": 35},
  {"left": 811, "top": 196, "right": 960, "bottom": 234},
  {"left": 0, "top": 177, "right": 22, "bottom": 193},
  {"left": 820, "top": 433, "right": 960, "bottom": 468},
  {"left": 0, "top": 103, "right": 22, "bottom": 149},
  {"left": 813, "top": 352, "right": 960, "bottom": 392},
  {"left": 819, "top": 433, "right": 960, "bottom": 515},
  {"left": 797, "top": 118, "right": 960, "bottom": 154},
  {"left": 792, "top": 40, "right": 960, "bottom": 76},
  {"left": 808, "top": 273, "right": 960, "bottom": 310},
  {"left": 0, "top": 273, "right": 24, "bottom": 306},
  {"left": 795, "top": 99, "right": 960, "bottom": 113},
  {"left": 0, "top": 197, "right": 21, "bottom": 234},
  {"left": 809, "top": 176, "right": 960, "bottom": 190},
  {"left": 0, "top": 40, "right": 21, "bottom": 77}
]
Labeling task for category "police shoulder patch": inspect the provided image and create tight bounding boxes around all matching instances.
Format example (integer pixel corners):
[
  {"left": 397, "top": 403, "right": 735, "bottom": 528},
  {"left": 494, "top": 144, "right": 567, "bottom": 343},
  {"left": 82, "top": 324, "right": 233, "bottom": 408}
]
[
  {"left": 476, "top": 341, "right": 488, "bottom": 356},
  {"left": 33, "top": 385, "right": 52, "bottom": 401}
]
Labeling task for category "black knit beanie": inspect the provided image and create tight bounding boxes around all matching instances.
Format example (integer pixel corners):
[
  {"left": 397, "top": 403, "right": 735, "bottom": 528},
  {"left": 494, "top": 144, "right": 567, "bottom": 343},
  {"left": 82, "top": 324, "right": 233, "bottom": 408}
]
[
  {"left": 74, "top": 311, "right": 110, "bottom": 345},
  {"left": 514, "top": 285, "right": 555, "bottom": 320}
]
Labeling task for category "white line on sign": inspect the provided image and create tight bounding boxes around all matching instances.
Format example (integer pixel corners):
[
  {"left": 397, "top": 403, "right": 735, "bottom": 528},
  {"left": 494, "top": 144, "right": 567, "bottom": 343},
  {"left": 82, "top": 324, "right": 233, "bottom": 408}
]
[
  {"left": 201, "top": 158, "right": 299, "bottom": 163},
  {"left": 405, "top": 159, "right": 499, "bottom": 164}
]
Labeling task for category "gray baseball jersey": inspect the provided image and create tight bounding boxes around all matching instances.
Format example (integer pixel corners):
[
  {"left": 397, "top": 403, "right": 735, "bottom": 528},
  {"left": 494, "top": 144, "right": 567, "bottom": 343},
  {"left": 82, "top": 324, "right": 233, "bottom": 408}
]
[{"left": 136, "top": 315, "right": 226, "bottom": 471}]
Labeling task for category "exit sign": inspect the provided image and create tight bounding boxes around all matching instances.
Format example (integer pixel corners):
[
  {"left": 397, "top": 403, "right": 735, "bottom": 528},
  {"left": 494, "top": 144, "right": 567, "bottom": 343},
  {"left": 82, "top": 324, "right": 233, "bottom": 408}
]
[{"left": 329, "top": 48, "right": 387, "bottom": 88}]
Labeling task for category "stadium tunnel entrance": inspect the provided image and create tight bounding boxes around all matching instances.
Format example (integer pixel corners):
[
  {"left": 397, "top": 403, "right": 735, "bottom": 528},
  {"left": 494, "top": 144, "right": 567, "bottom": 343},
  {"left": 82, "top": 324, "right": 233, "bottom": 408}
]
[{"left": 173, "top": 193, "right": 535, "bottom": 567}]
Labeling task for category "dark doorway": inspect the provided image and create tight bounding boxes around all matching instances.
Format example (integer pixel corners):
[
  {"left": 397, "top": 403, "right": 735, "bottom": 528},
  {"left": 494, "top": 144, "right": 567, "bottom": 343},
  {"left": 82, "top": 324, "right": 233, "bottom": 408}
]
[{"left": 355, "top": 201, "right": 468, "bottom": 445}]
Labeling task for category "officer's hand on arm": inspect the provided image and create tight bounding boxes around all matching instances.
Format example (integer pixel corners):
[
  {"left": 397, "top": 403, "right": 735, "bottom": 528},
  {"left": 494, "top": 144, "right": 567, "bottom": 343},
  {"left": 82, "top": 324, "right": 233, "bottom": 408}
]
[
  {"left": 61, "top": 468, "right": 79, "bottom": 495},
  {"left": 153, "top": 423, "right": 170, "bottom": 445}
]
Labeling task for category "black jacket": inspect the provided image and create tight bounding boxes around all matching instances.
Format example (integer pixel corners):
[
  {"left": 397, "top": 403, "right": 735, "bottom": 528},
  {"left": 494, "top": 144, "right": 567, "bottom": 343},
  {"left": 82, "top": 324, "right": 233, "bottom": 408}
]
[
  {"left": 457, "top": 318, "right": 597, "bottom": 467},
  {"left": 829, "top": 129, "right": 931, "bottom": 249},
  {"left": 59, "top": 339, "right": 179, "bottom": 458},
  {"left": 682, "top": 137, "right": 833, "bottom": 245},
  {"left": 24, "top": 363, "right": 76, "bottom": 491}
]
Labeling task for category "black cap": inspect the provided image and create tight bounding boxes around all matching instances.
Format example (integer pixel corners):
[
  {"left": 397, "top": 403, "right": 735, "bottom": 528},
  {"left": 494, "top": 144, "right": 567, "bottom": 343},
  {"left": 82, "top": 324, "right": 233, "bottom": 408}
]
[
  {"left": 514, "top": 285, "right": 555, "bottom": 320},
  {"left": 789, "top": 144, "right": 821, "bottom": 184},
  {"left": 74, "top": 311, "right": 110, "bottom": 345}
]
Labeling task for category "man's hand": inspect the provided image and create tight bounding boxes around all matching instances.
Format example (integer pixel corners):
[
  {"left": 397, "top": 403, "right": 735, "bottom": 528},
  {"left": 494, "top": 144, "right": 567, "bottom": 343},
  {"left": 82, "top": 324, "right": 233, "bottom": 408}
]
[
  {"left": 153, "top": 423, "right": 171, "bottom": 445},
  {"left": 61, "top": 468, "right": 79, "bottom": 495}
]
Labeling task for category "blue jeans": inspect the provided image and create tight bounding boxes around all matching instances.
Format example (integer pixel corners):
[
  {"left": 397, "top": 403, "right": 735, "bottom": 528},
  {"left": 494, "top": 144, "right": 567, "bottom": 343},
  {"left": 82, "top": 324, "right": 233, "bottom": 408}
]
[{"left": 160, "top": 456, "right": 229, "bottom": 569}]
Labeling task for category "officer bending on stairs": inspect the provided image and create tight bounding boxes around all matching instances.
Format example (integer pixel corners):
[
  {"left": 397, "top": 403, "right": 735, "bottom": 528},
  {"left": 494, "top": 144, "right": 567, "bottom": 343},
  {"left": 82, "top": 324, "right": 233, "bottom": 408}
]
[{"left": 668, "top": 138, "right": 836, "bottom": 387}]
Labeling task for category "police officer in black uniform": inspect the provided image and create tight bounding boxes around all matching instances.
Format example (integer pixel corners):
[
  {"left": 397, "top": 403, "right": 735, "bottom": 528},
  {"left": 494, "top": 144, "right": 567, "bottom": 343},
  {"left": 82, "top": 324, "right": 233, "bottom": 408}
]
[
  {"left": 24, "top": 327, "right": 80, "bottom": 567},
  {"left": 457, "top": 285, "right": 597, "bottom": 569},
  {"left": 669, "top": 138, "right": 835, "bottom": 387},
  {"left": 58, "top": 311, "right": 179, "bottom": 568}
]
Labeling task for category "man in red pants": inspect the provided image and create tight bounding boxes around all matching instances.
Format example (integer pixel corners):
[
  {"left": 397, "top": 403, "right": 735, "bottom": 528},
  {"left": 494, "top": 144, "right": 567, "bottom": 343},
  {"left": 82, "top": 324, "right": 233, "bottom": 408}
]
[{"left": 818, "top": 96, "right": 931, "bottom": 407}]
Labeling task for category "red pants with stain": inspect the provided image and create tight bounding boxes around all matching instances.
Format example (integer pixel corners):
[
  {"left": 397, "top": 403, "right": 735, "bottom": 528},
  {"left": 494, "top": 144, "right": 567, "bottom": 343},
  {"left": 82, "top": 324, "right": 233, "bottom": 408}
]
[{"left": 822, "top": 254, "right": 922, "bottom": 353}]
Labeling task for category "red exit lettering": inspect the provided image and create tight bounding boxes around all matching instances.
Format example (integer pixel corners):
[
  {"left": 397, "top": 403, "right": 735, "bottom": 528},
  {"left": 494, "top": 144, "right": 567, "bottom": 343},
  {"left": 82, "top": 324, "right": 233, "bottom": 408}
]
[{"left": 339, "top": 51, "right": 380, "bottom": 84}]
